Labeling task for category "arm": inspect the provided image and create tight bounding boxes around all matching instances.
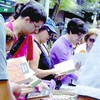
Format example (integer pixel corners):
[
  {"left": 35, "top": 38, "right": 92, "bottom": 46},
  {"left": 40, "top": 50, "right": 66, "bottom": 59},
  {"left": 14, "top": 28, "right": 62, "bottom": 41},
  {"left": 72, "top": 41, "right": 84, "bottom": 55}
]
[
  {"left": 0, "top": 14, "right": 15, "bottom": 100},
  {"left": 10, "top": 82, "right": 32, "bottom": 98},
  {"left": 0, "top": 81, "right": 15, "bottom": 100},
  {"left": 29, "top": 42, "right": 56, "bottom": 79},
  {"left": 77, "top": 95, "right": 95, "bottom": 100}
]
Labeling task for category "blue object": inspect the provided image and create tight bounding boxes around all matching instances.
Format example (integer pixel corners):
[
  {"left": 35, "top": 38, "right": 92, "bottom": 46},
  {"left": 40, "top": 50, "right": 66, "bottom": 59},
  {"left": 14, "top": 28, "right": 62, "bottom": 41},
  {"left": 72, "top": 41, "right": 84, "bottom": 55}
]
[{"left": 43, "top": 17, "right": 57, "bottom": 34}]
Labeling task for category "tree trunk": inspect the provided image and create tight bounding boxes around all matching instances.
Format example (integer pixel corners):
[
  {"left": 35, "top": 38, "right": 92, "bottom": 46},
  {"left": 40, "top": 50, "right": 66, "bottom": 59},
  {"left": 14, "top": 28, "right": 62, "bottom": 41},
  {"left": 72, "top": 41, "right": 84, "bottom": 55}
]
[{"left": 51, "top": 0, "right": 61, "bottom": 21}]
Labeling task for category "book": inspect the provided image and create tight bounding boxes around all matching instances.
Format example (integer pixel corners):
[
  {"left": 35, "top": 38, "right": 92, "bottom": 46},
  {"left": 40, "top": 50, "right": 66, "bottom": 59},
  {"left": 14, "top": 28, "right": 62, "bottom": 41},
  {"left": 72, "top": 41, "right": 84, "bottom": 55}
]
[
  {"left": 27, "top": 89, "right": 52, "bottom": 100},
  {"left": 7, "top": 56, "right": 35, "bottom": 84},
  {"left": 54, "top": 59, "right": 76, "bottom": 77},
  {"left": 21, "top": 75, "right": 42, "bottom": 95}
]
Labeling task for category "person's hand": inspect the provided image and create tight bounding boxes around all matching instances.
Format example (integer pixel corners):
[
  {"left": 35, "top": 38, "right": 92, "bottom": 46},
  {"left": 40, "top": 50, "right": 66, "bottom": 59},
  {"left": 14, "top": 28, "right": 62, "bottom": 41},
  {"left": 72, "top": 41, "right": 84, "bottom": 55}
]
[
  {"left": 34, "top": 81, "right": 49, "bottom": 92},
  {"left": 75, "top": 62, "right": 81, "bottom": 70},
  {"left": 10, "top": 82, "right": 31, "bottom": 98},
  {"left": 55, "top": 74, "right": 66, "bottom": 80}
]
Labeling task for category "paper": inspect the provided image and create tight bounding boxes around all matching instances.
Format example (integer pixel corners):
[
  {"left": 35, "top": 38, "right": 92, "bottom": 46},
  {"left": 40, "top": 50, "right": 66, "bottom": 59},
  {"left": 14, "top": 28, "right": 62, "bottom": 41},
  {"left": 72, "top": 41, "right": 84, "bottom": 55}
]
[
  {"left": 7, "top": 56, "right": 35, "bottom": 84},
  {"left": 54, "top": 59, "right": 76, "bottom": 77},
  {"left": 72, "top": 53, "right": 88, "bottom": 66}
]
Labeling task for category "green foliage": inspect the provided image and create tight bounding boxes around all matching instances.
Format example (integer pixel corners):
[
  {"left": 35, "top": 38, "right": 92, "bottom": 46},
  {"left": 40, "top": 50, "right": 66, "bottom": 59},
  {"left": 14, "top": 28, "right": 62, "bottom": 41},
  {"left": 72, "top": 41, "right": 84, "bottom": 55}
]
[
  {"left": 85, "top": 0, "right": 100, "bottom": 3},
  {"left": 16, "top": 0, "right": 28, "bottom": 3},
  {"left": 50, "top": 0, "right": 80, "bottom": 12},
  {"left": 49, "top": 0, "right": 56, "bottom": 8},
  {"left": 59, "top": 0, "right": 79, "bottom": 11}
]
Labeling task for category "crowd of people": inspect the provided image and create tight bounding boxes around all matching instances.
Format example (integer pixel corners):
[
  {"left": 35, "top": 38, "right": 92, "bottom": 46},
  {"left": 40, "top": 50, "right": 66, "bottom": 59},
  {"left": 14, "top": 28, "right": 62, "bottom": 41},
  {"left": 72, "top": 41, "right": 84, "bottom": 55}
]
[{"left": 0, "top": 0, "right": 100, "bottom": 100}]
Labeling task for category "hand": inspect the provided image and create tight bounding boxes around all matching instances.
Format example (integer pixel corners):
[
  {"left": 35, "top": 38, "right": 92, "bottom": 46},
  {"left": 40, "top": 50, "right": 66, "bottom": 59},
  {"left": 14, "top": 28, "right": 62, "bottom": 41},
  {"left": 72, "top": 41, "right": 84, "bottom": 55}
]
[
  {"left": 34, "top": 81, "right": 49, "bottom": 92},
  {"left": 55, "top": 74, "right": 66, "bottom": 80},
  {"left": 75, "top": 62, "right": 81, "bottom": 70},
  {"left": 10, "top": 82, "right": 31, "bottom": 98}
]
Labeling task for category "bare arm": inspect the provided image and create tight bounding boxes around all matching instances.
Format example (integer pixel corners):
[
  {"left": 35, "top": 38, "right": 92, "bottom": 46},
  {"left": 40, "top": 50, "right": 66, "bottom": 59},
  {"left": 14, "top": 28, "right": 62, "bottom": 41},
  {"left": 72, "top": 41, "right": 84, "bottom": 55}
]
[
  {"left": 0, "top": 14, "right": 15, "bottom": 100},
  {"left": 77, "top": 95, "right": 95, "bottom": 100},
  {"left": 29, "top": 42, "right": 56, "bottom": 79},
  {"left": 0, "top": 81, "right": 15, "bottom": 100}
]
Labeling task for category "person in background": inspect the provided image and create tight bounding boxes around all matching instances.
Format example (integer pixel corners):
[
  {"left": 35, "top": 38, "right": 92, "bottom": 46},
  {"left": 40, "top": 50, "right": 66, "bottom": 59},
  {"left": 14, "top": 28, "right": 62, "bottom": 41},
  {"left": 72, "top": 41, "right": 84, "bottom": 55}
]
[
  {"left": 50, "top": 18, "right": 88, "bottom": 86},
  {"left": 75, "top": 28, "right": 100, "bottom": 53},
  {"left": 0, "top": 14, "right": 15, "bottom": 100},
  {"left": 6, "top": 26, "right": 14, "bottom": 54},
  {"left": 74, "top": 29, "right": 100, "bottom": 100}
]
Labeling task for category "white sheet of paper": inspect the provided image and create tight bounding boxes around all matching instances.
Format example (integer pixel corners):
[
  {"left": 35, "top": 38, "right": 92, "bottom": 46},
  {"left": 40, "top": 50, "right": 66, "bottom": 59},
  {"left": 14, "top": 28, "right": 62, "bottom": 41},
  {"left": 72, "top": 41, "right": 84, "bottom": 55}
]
[
  {"left": 54, "top": 59, "right": 76, "bottom": 76},
  {"left": 72, "top": 53, "right": 88, "bottom": 66}
]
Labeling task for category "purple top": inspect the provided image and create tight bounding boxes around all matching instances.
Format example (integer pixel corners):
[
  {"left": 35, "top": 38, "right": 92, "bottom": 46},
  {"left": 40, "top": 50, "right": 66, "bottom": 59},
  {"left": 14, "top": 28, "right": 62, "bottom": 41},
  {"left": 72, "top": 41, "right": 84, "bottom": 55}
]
[{"left": 50, "top": 35, "right": 74, "bottom": 65}]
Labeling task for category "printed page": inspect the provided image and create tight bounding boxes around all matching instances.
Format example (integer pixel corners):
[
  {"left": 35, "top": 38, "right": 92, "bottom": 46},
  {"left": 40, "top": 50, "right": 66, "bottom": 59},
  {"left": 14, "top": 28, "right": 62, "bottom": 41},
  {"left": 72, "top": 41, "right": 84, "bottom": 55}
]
[
  {"left": 7, "top": 56, "right": 35, "bottom": 83},
  {"left": 54, "top": 59, "right": 76, "bottom": 77}
]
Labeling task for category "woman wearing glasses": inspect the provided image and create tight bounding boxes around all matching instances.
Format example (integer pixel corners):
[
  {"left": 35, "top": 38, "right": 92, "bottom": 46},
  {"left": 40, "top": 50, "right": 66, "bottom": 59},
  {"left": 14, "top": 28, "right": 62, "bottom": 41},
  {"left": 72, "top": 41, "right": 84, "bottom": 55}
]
[{"left": 75, "top": 28, "right": 100, "bottom": 53}]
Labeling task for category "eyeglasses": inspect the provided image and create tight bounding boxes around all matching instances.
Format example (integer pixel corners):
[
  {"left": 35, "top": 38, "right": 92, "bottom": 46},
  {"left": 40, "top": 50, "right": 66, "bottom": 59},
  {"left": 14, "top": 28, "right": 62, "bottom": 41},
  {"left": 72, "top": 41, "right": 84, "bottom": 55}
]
[
  {"left": 77, "top": 33, "right": 83, "bottom": 37},
  {"left": 33, "top": 22, "right": 41, "bottom": 29},
  {"left": 89, "top": 38, "right": 95, "bottom": 43}
]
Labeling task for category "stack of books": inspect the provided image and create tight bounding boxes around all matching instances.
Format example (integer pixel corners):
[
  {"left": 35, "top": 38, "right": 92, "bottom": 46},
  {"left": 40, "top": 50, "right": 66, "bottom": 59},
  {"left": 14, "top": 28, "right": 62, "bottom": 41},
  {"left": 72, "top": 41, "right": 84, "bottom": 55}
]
[{"left": 27, "top": 89, "right": 52, "bottom": 100}]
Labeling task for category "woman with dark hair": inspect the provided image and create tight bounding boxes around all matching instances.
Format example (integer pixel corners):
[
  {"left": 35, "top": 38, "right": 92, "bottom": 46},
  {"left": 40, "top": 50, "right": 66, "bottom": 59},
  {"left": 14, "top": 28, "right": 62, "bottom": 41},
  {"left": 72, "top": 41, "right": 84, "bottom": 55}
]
[{"left": 31, "top": 18, "right": 64, "bottom": 90}]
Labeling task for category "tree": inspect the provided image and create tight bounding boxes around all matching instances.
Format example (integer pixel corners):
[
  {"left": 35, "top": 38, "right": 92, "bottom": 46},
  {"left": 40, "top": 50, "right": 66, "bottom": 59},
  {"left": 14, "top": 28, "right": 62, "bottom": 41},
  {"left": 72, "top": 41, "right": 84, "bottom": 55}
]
[
  {"left": 16, "top": 0, "right": 28, "bottom": 3},
  {"left": 50, "top": 0, "right": 81, "bottom": 20}
]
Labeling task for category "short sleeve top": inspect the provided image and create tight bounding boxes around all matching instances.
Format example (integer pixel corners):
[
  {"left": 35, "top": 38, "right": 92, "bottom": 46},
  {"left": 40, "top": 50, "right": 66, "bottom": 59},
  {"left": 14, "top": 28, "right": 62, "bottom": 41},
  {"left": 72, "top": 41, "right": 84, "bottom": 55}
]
[{"left": 5, "top": 20, "right": 34, "bottom": 60}]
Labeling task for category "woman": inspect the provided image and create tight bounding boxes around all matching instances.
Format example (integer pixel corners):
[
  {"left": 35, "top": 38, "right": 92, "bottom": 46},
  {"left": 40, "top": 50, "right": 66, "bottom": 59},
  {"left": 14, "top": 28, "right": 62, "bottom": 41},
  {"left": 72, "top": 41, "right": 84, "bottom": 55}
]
[
  {"left": 75, "top": 28, "right": 100, "bottom": 53},
  {"left": 31, "top": 18, "right": 64, "bottom": 89}
]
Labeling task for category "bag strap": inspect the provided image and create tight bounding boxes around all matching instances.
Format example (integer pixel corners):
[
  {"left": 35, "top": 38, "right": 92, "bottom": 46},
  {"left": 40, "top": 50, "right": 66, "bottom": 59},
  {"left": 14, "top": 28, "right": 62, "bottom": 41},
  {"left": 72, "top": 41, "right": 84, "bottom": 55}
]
[{"left": 6, "top": 34, "right": 26, "bottom": 59}]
